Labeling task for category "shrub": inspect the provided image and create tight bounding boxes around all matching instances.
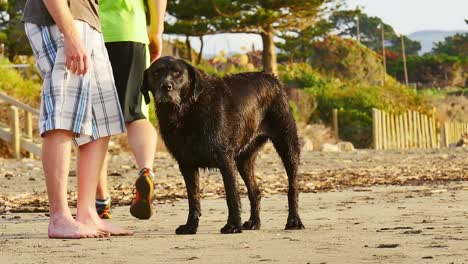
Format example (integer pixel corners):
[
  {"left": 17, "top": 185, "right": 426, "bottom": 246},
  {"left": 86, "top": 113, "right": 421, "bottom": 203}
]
[
  {"left": 388, "top": 54, "right": 467, "bottom": 88},
  {"left": 0, "top": 59, "right": 41, "bottom": 107},
  {"left": 278, "top": 63, "right": 326, "bottom": 89},
  {"left": 309, "top": 36, "right": 384, "bottom": 85},
  {"left": 304, "top": 78, "right": 430, "bottom": 148}
]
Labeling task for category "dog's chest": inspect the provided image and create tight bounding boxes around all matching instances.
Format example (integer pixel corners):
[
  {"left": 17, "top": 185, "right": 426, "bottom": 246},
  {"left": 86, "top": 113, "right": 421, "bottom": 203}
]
[{"left": 159, "top": 114, "right": 226, "bottom": 167}]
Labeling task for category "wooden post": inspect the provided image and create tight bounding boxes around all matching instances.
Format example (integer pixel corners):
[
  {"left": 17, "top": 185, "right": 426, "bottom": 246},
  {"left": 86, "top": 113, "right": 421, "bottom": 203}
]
[
  {"left": 25, "top": 111, "right": 33, "bottom": 158},
  {"left": 332, "top": 108, "right": 339, "bottom": 139},
  {"left": 443, "top": 123, "right": 449, "bottom": 147},
  {"left": 395, "top": 113, "right": 401, "bottom": 149},
  {"left": 372, "top": 108, "right": 379, "bottom": 149},
  {"left": 407, "top": 111, "right": 413, "bottom": 148},
  {"left": 430, "top": 115, "right": 437, "bottom": 148},
  {"left": 399, "top": 114, "right": 406, "bottom": 149},
  {"left": 403, "top": 112, "right": 409, "bottom": 148},
  {"left": 389, "top": 114, "right": 397, "bottom": 149},
  {"left": 387, "top": 112, "right": 393, "bottom": 149},
  {"left": 414, "top": 111, "right": 420, "bottom": 148},
  {"left": 381, "top": 110, "right": 388, "bottom": 149},
  {"left": 10, "top": 106, "right": 20, "bottom": 159},
  {"left": 423, "top": 115, "right": 430, "bottom": 148}
]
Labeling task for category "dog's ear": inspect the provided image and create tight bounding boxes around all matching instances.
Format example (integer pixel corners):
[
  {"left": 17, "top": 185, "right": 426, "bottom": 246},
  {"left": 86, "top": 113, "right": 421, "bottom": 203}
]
[
  {"left": 181, "top": 60, "right": 204, "bottom": 102},
  {"left": 141, "top": 69, "right": 151, "bottom": 105}
]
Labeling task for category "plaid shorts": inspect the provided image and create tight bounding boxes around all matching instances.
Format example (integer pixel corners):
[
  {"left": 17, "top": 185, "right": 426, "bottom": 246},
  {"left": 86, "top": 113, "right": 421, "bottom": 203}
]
[{"left": 24, "top": 20, "right": 125, "bottom": 146}]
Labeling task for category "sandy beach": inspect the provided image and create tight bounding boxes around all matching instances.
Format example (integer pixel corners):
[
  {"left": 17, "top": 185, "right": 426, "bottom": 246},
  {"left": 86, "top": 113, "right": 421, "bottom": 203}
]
[{"left": 0, "top": 148, "right": 467, "bottom": 263}]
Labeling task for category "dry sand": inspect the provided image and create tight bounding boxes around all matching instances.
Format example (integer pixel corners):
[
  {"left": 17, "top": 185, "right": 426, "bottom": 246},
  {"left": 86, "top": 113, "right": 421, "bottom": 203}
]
[{"left": 0, "top": 148, "right": 467, "bottom": 263}]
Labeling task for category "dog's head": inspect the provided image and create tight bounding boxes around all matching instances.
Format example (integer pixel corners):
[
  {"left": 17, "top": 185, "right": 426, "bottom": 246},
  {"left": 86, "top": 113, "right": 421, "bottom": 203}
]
[{"left": 141, "top": 56, "right": 205, "bottom": 106}]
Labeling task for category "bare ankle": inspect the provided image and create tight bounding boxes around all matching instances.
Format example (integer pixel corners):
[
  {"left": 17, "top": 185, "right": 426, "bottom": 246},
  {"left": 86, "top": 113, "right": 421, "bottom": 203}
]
[{"left": 49, "top": 212, "right": 74, "bottom": 224}]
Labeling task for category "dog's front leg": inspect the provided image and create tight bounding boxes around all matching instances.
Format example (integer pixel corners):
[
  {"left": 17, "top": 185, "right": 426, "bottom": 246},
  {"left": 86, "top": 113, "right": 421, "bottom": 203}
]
[
  {"left": 219, "top": 158, "right": 242, "bottom": 234},
  {"left": 176, "top": 166, "right": 201, "bottom": 235}
]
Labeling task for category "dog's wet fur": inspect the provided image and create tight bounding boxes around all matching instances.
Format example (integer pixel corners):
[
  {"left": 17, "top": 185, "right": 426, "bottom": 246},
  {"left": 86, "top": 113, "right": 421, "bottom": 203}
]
[{"left": 142, "top": 56, "right": 305, "bottom": 234}]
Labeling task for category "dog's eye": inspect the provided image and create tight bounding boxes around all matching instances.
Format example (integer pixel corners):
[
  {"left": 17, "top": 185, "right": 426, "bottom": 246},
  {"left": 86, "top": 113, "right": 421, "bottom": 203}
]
[{"left": 173, "top": 71, "right": 182, "bottom": 77}]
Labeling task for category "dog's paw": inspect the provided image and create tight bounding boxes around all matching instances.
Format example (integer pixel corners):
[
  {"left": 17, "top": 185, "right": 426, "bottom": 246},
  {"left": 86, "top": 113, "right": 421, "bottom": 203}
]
[
  {"left": 175, "top": 224, "right": 198, "bottom": 235},
  {"left": 220, "top": 223, "right": 242, "bottom": 234},
  {"left": 285, "top": 216, "right": 305, "bottom": 230},
  {"left": 242, "top": 219, "right": 261, "bottom": 230}
]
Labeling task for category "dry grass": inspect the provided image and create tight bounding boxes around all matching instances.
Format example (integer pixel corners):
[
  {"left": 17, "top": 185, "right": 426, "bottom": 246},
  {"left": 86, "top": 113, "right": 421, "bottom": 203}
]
[{"left": 433, "top": 96, "right": 468, "bottom": 123}]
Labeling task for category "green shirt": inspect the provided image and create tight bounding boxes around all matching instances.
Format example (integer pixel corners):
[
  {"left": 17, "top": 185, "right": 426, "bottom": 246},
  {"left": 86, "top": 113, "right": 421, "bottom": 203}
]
[{"left": 99, "top": 0, "right": 149, "bottom": 44}]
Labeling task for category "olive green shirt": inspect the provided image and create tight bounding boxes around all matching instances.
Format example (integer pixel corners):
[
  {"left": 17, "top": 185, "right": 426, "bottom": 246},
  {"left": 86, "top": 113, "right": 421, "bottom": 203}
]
[{"left": 22, "top": 0, "right": 101, "bottom": 32}]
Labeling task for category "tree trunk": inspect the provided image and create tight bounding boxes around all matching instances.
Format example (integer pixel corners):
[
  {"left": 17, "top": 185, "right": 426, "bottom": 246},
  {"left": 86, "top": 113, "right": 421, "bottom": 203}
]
[
  {"left": 260, "top": 25, "right": 277, "bottom": 75},
  {"left": 197, "top": 36, "right": 204, "bottom": 65},
  {"left": 185, "top": 35, "right": 192, "bottom": 63}
]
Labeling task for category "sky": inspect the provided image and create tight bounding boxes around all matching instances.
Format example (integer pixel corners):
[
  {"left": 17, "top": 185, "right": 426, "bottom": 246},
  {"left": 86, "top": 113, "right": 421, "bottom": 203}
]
[{"left": 169, "top": 0, "right": 468, "bottom": 57}]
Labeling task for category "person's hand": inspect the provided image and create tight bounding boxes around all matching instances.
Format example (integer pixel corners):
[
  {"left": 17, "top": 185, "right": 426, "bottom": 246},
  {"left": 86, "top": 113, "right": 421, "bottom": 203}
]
[
  {"left": 148, "top": 32, "right": 163, "bottom": 64},
  {"left": 63, "top": 29, "right": 88, "bottom": 75}
]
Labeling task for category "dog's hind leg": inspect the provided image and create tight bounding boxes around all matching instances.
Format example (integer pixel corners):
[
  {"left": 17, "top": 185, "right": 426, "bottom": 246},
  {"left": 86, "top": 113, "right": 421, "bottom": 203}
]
[
  {"left": 218, "top": 156, "right": 243, "bottom": 234},
  {"left": 176, "top": 166, "right": 201, "bottom": 235},
  {"left": 267, "top": 99, "right": 305, "bottom": 230},
  {"left": 235, "top": 136, "right": 268, "bottom": 230}
]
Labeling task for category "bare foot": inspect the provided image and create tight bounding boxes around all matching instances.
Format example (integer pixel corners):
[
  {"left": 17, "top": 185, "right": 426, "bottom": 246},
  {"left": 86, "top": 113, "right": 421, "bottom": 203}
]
[
  {"left": 76, "top": 212, "right": 134, "bottom": 236},
  {"left": 48, "top": 215, "right": 108, "bottom": 239}
]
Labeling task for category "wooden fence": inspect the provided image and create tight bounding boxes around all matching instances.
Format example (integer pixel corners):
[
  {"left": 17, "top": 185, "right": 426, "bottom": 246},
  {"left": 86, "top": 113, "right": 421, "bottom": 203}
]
[
  {"left": 441, "top": 122, "right": 468, "bottom": 147},
  {"left": 372, "top": 108, "right": 468, "bottom": 149},
  {"left": 0, "top": 92, "right": 41, "bottom": 159}
]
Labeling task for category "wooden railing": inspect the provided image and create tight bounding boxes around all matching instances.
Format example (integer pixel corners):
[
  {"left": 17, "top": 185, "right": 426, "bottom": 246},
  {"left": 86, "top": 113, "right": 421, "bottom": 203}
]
[
  {"left": 0, "top": 92, "right": 41, "bottom": 159},
  {"left": 372, "top": 108, "right": 468, "bottom": 149}
]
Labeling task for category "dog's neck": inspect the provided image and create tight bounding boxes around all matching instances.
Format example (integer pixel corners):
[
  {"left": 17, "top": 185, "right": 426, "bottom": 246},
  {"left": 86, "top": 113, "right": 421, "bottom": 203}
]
[{"left": 155, "top": 97, "right": 197, "bottom": 127}]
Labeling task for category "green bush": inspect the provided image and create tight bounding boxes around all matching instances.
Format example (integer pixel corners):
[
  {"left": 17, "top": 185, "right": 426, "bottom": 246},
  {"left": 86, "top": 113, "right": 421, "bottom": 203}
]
[
  {"left": 0, "top": 60, "right": 41, "bottom": 107},
  {"left": 303, "top": 78, "right": 430, "bottom": 148},
  {"left": 278, "top": 63, "right": 326, "bottom": 88},
  {"left": 309, "top": 36, "right": 384, "bottom": 85},
  {"left": 387, "top": 54, "right": 467, "bottom": 88}
]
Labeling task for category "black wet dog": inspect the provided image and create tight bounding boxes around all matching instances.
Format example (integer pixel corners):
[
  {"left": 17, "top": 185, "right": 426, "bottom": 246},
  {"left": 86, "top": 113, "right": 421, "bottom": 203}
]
[{"left": 142, "top": 56, "right": 304, "bottom": 234}]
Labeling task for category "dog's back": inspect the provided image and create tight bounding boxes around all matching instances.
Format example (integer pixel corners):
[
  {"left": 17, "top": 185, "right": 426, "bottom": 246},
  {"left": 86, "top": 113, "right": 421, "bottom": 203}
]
[
  {"left": 157, "top": 71, "right": 299, "bottom": 167},
  {"left": 220, "top": 72, "right": 297, "bottom": 155}
]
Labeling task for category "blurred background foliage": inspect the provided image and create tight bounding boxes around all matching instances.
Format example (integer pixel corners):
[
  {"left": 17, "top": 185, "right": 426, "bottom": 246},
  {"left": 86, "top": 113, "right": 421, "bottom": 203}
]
[{"left": 0, "top": 0, "right": 466, "bottom": 148}]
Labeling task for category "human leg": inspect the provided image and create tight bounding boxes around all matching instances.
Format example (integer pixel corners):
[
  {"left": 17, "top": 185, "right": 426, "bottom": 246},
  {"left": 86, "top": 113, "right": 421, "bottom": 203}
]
[
  {"left": 126, "top": 119, "right": 157, "bottom": 170},
  {"left": 95, "top": 153, "right": 112, "bottom": 219},
  {"left": 75, "top": 137, "right": 133, "bottom": 236},
  {"left": 43, "top": 130, "right": 104, "bottom": 239},
  {"left": 103, "top": 42, "right": 157, "bottom": 219}
]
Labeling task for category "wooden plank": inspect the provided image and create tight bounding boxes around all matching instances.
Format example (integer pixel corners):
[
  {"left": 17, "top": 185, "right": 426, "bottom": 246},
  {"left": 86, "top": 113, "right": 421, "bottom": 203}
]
[
  {"left": 429, "top": 116, "right": 437, "bottom": 148},
  {"left": 415, "top": 111, "right": 420, "bottom": 148},
  {"left": 10, "top": 106, "right": 20, "bottom": 159},
  {"left": 389, "top": 113, "right": 395, "bottom": 149},
  {"left": 20, "top": 138, "right": 41, "bottom": 157},
  {"left": 422, "top": 115, "right": 429, "bottom": 148},
  {"left": 0, "top": 92, "right": 39, "bottom": 115},
  {"left": 407, "top": 111, "right": 413, "bottom": 148},
  {"left": 443, "top": 123, "right": 449, "bottom": 147},
  {"left": 372, "top": 109, "right": 379, "bottom": 149},
  {"left": 25, "top": 111, "right": 34, "bottom": 158},
  {"left": 332, "top": 109, "right": 339, "bottom": 139},
  {"left": 0, "top": 126, "right": 12, "bottom": 142},
  {"left": 394, "top": 113, "right": 401, "bottom": 149},
  {"left": 398, "top": 113, "right": 405, "bottom": 149},
  {"left": 403, "top": 112, "right": 410, "bottom": 148},
  {"left": 381, "top": 110, "right": 387, "bottom": 149}
]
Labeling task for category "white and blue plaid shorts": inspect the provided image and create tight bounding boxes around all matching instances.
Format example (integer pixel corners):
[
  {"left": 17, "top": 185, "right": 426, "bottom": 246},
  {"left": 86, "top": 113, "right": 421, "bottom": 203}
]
[{"left": 24, "top": 20, "right": 125, "bottom": 146}]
